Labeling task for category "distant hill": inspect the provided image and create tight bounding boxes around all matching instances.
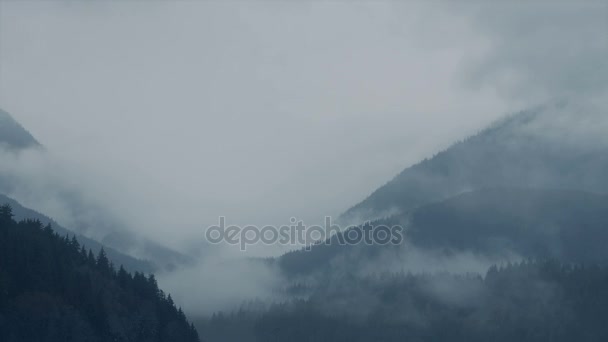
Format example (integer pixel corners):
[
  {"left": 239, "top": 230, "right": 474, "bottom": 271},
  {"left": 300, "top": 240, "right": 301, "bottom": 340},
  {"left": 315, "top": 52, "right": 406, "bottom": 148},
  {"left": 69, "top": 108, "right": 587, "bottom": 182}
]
[
  {"left": 0, "top": 205, "right": 200, "bottom": 342},
  {"left": 342, "top": 103, "right": 608, "bottom": 223},
  {"left": 406, "top": 188, "right": 608, "bottom": 261},
  {"left": 280, "top": 188, "right": 608, "bottom": 276},
  {"left": 0, "top": 108, "right": 40, "bottom": 150}
]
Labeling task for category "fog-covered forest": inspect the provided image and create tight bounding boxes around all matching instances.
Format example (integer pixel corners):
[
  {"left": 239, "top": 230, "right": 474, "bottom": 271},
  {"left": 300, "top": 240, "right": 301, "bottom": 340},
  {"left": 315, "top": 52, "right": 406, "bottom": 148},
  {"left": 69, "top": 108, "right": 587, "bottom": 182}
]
[{"left": 1, "top": 1, "right": 607, "bottom": 341}]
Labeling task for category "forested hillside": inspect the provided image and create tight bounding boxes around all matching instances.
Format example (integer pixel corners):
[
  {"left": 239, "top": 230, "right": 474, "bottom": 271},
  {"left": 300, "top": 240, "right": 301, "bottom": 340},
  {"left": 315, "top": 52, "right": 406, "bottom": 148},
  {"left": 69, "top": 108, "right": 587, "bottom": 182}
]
[
  {"left": 0, "top": 108, "right": 193, "bottom": 274},
  {"left": 203, "top": 260, "right": 608, "bottom": 342},
  {"left": 0, "top": 204, "right": 200, "bottom": 342},
  {"left": 279, "top": 188, "right": 608, "bottom": 277},
  {"left": 0, "top": 194, "right": 155, "bottom": 274}
]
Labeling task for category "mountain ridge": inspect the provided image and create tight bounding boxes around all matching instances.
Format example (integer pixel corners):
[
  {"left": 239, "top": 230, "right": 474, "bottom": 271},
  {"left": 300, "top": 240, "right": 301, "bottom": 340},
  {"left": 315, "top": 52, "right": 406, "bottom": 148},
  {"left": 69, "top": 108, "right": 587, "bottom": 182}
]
[
  {"left": 0, "top": 108, "right": 41, "bottom": 150},
  {"left": 279, "top": 187, "right": 608, "bottom": 277},
  {"left": 341, "top": 103, "right": 608, "bottom": 223},
  {"left": 0, "top": 193, "right": 156, "bottom": 274}
]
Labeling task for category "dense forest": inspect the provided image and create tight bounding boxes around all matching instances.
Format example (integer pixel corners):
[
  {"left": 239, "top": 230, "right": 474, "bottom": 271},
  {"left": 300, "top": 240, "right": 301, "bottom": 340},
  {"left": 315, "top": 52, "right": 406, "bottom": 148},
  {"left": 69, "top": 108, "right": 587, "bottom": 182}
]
[
  {"left": 199, "top": 260, "right": 608, "bottom": 342},
  {"left": 197, "top": 190, "right": 608, "bottom": 341},
  {"left": 0, "top": 204, "right": 200, "bottom": 342},
  {"left": 0, "top": 193, "right": 156, "bottom": 274}
]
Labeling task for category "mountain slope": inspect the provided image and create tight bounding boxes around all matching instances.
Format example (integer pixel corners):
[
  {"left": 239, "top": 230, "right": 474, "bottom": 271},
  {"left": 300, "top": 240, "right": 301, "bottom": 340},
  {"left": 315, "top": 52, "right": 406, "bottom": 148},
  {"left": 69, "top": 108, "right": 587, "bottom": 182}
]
[
  {"left": 0, "top": 108, "right": 193, "bottom": 272},
  {"left": 0, "top": 193, "right": 155, "bottom": 274},
  {"left": 342, "top": 103, "right": 608, "bottom": 223},
  {"left": 0, "top": 206, "right": 200, "bottom": 342},
  {"left": 0, "top": 109, "right": 155, "bottom": 270},
  {"left": 280, "top": 188, "right": 608, "bottom": 276},
  {"left": 0, "top": 108, "right": 41, "bottom": 150},
  {"left": 406, "top": 188, "right": 608, "bottom": 261}
]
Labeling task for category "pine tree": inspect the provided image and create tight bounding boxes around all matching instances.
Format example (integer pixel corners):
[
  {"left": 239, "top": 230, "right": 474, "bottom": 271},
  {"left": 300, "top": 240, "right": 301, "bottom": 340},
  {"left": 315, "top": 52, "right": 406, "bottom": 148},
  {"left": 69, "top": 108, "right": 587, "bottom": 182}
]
[
  {"left": 80, "top": 245, "right": 88, "bottom": 262},
  {"left": 87, "top": 249, "right": 96, "bottom": 266},
  {"left": 117, "top": 265, "right": 129, "bottom": 288},
  {"left": 0, "top": 204, "right": 13, "bottom": 220},
  {"left": 96, "top": 248, "right": 111, "bottom": 275},
  {"left": 70, "top": 235, "right": 80, "bottom": 250}
]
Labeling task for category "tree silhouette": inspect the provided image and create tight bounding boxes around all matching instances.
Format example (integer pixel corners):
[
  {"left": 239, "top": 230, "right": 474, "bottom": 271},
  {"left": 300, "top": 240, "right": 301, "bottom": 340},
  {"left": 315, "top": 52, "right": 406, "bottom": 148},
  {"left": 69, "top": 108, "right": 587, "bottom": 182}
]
[{"left": 0, "top": 203, "right": 200, "bottom": 342}]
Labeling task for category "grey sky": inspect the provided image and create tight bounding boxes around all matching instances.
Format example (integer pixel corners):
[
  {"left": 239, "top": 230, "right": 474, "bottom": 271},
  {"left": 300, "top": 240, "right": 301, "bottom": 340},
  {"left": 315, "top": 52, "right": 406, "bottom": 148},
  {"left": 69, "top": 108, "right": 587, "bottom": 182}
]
[{"left": 0, "top": 1, "right": 605, "bottom": 252}]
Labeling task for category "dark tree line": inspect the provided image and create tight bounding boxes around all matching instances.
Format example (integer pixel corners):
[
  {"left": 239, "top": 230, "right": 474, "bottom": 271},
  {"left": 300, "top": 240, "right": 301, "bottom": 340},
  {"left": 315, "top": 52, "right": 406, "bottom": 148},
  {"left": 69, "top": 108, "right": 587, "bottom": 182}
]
[{"left": 0, "top": 204, "right": 200, "bottom": 342}]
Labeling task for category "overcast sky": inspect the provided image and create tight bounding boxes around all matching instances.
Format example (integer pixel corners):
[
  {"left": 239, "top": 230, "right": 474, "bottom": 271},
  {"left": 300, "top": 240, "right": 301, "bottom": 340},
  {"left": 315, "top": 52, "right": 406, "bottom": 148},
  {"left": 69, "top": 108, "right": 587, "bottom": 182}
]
[{"left": 1, "top": 1, "right": 606, "bottom": 252}]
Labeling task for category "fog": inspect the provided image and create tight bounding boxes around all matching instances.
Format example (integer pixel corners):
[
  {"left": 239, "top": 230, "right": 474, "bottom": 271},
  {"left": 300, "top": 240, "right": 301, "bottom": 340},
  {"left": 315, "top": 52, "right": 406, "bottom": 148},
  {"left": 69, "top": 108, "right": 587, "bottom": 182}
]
[
  {"left": 0, "top": 1, "right": 512, "bottom": 249},
  {"left": 1, "top": 0, "right": 607, "bottom": 317}
]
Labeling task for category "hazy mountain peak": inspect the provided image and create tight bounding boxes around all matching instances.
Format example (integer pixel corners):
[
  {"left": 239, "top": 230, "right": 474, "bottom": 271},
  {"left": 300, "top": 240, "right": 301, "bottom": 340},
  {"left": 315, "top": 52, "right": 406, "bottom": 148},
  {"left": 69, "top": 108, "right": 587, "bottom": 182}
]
[
  {"left": 0, "top": 108, "right": 41, "bottom": 150},
  {"left": 341, "top": 102, "right": 608, "bottom": 223}
]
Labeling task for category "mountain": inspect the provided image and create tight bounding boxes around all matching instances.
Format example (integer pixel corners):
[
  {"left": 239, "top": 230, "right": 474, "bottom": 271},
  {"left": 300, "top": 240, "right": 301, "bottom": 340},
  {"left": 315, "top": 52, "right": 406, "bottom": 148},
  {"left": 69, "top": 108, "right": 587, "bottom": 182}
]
[
  {"left": 0, "top": 108, "right": 193, "bottom": 272},
  {"left": 254, "top": 103, "right": 608, "bottom": 342},
  {"left": 342, "top": 102, "right": 608, "bottom": 223},
  {"left": 0, "top": 108, "right": 41, "bottom": 150},
  {"left": 280, "top": 189, "right": 608, "bottom": 276},
  {"left": 230, "top": 189, "right": 608, "bottom": 341},
  {"left": 0, "top": 205, "right": 200, "bottom": 342},
  {"left": 0, "top": 193, "right": 155, "bottom": 274},
  {"left": 406, "top": 188, "right": 608, "bottom": 261}
]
